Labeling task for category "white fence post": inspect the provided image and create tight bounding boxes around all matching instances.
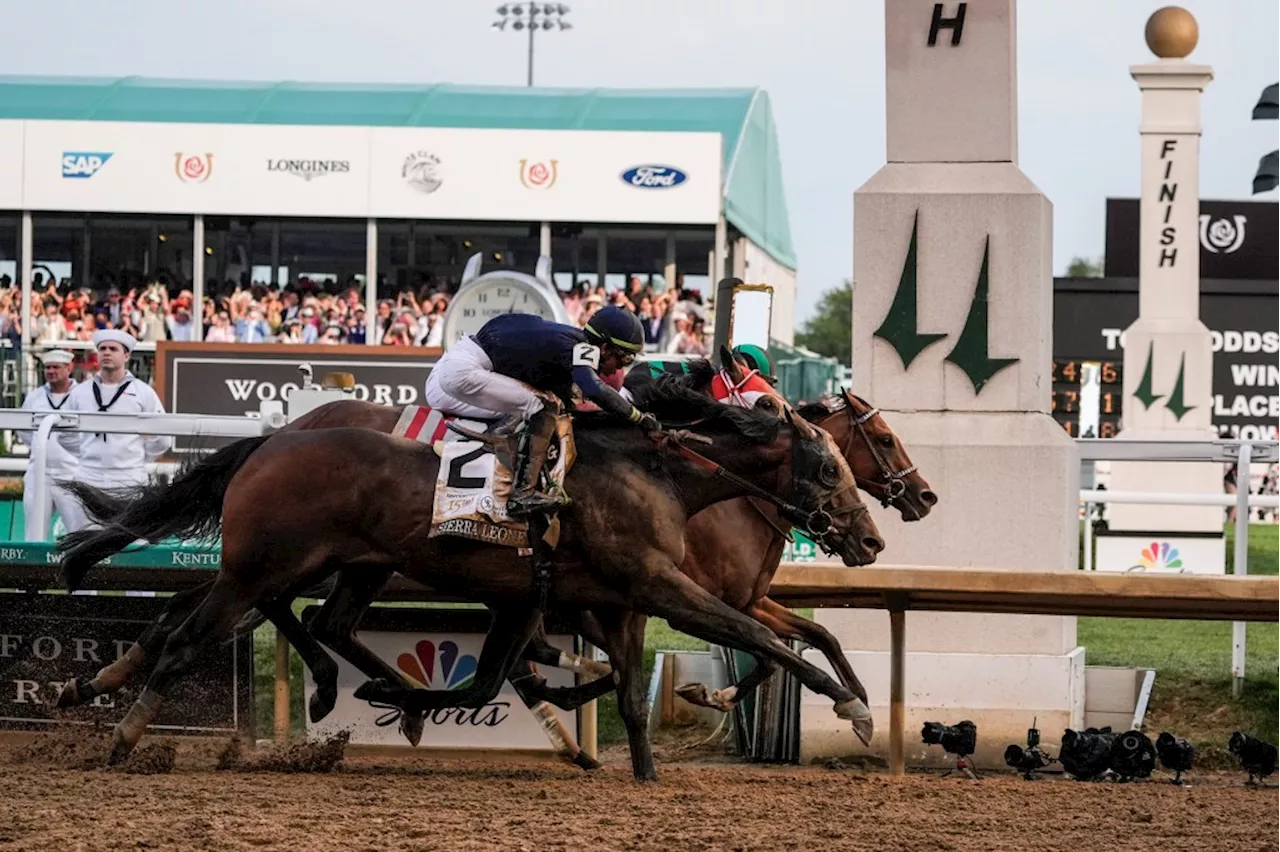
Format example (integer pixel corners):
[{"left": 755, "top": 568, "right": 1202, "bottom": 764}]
[{"left": 1231, "top": 441, "right": 1253, "bottom": 699}]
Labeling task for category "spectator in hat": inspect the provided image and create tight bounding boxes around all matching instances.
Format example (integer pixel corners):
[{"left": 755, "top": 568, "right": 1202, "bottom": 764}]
[
  {"left": 17, "top": 348, "right": 81, "bottom": 538},
  {"left": 55, "top": 329, "right": 172, "bottom": 535}
]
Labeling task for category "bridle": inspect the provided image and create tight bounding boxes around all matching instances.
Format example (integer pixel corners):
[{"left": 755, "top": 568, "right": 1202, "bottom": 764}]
[
  {"left": 830, "top": 389, "right": 917, "bottom": 508},
  {"left": 650, "top": 418, "right": 842, "bottom": 541}
]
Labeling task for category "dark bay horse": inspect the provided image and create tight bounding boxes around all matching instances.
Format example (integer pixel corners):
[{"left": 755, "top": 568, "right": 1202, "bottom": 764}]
[
  {"left": 57, "top": 357, "right": 931, "bottom": 772},
  {"left": 58, "top": 379, "right": 881, "bottom": 780}
]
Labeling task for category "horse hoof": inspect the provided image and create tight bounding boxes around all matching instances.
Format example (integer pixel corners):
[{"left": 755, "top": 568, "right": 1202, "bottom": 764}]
[
  {"left": 707, "top": 686, "right": 738, "bottom": 712},
  {"left": 353, "top": 678, "right": 396, "bottom": 703},
  {"left": 55, "top": 678, "right": 86, "bottom": 709},
  {"left": 579, "top": 659, "right": 613, "bottom": 678},
  {"left": 106, "top": 736, "right": 136, "bottom": 767},
  {"left": 835, "top": 697, "right": 874, "bottom": 746},
  {"left": 309, "top": 689, "right": 337, "bottom": 724},
  {"left": 400, "top": 712, "right": 425, "bottom": 747},
  {"left": 674, "top": 682, "right": 711, "bottom": 707},
  {"left": 572, "top": 751, "right": 601, "bottom": 771}
]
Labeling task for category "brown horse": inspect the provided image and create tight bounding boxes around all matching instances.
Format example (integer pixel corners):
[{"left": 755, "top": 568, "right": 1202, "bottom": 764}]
[
  {"left": 57, "top": 358, "right": 930, "bottom": 771},
  {"left": 58, "top": 378, "right": 881, "bottom": 780}
]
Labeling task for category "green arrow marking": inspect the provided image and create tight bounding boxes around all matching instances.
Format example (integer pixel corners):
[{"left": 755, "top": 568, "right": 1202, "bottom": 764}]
[
  {"left": 1132, "top": 341, "right": 1162, "bottom": 409},
  {"left": 943, "top": 235, "right": 1019, "bottom": 394},
  {"left": 873, "top": 210, "right": 947, "bottom": 369},
  {"left": 1165, "top": 352, "right": 1196, "bottom": 421}
]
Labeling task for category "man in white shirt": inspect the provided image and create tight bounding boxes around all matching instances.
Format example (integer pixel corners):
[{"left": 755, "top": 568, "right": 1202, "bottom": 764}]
[
  {"left": 56, "top": 329, "right": 173, "bottom": 534},
  {"left": 17, "top": 348, "right": 80, "bottom": 538}
]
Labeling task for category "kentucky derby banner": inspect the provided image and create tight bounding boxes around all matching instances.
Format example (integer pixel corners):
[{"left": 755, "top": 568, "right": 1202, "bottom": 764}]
[
  {"left": 156, "top": 342, "right": 440, "bottom": 451},
  {"left": 8, "top": 118, "right": 721, "bottom": 225},
  {"left": 0, "top": 593, "right": 252, "bottom": 735},
  {"left": 300, "top": 606, "right": 581, "bottom": 751},
  {"left": 1104, "top": 198, "right": 1278, "bottom": 281}
]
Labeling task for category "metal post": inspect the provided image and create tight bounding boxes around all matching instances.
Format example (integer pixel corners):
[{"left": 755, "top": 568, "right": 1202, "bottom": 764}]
[
  {"left": 274, "top": 626, "right": 291, "bottom": 744},
  {"left": 664, "top": 233, "right": 676, "bottom": 291},
  {"left": 539, "top": 221, "right": 551, "bottom": 258},
  {"left": 25, "top": 414, "right": 59, "bottom": 542},
  {"left": 365, "top": 218, "right": 379, "bottom": 346},
  {"left": 713, "top": 217, "right": 727, "bottom": 287},
  {"left": 712, "top": 276, "right": 739, "bottom": 353},
  {"left": 886, "top": 594, "right": 907, "bottom": 777},
  {"left": 270, "top": 221, "right": 281, "bottom": 287},
  {"left": 1083, "top": 503, "right": 1094, "bottom": 572},
  {"left": 19, "top": 211, "right": 32, "bottom": 348},
  {"left": 579, "top": 640, "right": 599, "bottom": 759},
  {"left": 596, "top": 230, "right": 608, "bottom": 289},
  {"left": 1231, "top": 442, "right": 1252, "bottom": 698},
  {"left": 192, "top": 215, "right": 205, "bottom": 341},
  {"left": 527, "top": 22, "right": 535, "bottom": 87}
]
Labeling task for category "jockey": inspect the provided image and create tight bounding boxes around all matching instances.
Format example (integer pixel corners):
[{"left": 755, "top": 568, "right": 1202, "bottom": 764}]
[
  {"left": 423, "top": 306, "right": 660, "bottom": 518},
  {"left": 731, "top": 344, "right": 778, "bottom": 387}
]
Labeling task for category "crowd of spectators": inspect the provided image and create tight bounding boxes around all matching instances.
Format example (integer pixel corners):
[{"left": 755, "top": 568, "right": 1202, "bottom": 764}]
[{"left": 0, "top": 270, "right": 714, "bottom": 355}]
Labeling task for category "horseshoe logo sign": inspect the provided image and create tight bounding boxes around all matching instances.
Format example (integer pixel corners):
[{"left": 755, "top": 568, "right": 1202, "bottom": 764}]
[
  {"left": 1199, "top": 214, "right": 1247, "bottom": 254},
  {"left": 174, "top": 153, "right": 214, "bottom": 184}
]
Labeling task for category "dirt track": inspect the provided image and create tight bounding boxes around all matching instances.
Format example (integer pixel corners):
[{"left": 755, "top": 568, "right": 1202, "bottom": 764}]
[{"left": 1, "top": 733, "right": 1276, "bottom": 852}]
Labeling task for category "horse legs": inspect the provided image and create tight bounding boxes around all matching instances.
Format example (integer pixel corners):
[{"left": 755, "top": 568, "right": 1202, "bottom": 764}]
[
  {"left": 746, "top": 596, "right": 868, "bottom": 700},
  {"left": 55, "top": 580, "right": 214, "bottom": 708},
  {"left": 107, "top": 575, "right": 255, "bottom": 765},
  {"left": 355, "top": 604, "right": 543, "bottom": 714},
  {"left": 627, "top": 564, "right": 873, "bottom": 747},
  {"left": 306, "top": 566, "right": 428, "bottom": 745},
  {"left": 254, "top": 597, "right": 340, "bottom": 728},
  {"left": 675, "top": 653, "right": 779, "bottom": 713},
  {"left": 600, "top": 610, "right": 657, "bottom": 781},
  {"left": 506, "top": 661, "right": 600, "bottom": 771}
]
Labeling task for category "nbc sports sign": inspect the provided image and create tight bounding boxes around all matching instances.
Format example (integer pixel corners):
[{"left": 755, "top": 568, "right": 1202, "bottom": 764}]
[
  {"left": 301, "top": 606, "right": 581, "bottom": 750},
  {"left": 1094, "top": 536, "right": 1226, "bottom": 576}
]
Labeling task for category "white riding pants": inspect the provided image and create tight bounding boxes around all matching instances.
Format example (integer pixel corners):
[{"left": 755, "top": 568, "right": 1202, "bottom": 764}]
[{"left": 424, "top": 335, "right": 545, "bottom": 420}]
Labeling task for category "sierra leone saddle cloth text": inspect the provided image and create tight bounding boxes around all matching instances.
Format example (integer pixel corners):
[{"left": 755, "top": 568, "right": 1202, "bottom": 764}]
[{"left": 393, "top": 403, "right": 576, "bottom": 549}]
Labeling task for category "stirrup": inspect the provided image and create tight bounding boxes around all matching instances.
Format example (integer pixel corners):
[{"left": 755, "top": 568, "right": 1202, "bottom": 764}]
[{"left": 507, "top": 490, "right": 570, "bottom": 519}]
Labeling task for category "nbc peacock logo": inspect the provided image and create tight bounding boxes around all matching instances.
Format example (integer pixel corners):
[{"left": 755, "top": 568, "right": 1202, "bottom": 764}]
[
  {"left": 1130, "top": 541, "right": 1185, "bottom": 573},
  {"left": 396, "top": 639, "right": 478, "bottom": 691}
]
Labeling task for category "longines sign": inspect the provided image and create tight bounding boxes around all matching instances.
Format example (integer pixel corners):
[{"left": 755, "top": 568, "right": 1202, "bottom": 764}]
[
  {"left": 156, "top": 342, "right": 440, "bottom": 451},
  {"left": 1104, "top": 198, "right": 1278, "bottom": 281},
  {"left": 0, "top": 594, "right": 251, "bottom": 735}
]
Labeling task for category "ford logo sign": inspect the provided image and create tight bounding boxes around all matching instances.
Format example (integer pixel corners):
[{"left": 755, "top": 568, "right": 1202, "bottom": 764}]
[{"left": 622, "top": 165, "right": 687, "bottom": 189}]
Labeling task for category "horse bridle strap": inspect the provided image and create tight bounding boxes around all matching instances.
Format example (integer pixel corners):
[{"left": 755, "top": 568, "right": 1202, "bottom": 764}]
[
  {"left": 847, "top": 402, "right": 916, "bottom": 507},
  {"left": 664, "top": 439, "right": 833, "bottom": 537}
]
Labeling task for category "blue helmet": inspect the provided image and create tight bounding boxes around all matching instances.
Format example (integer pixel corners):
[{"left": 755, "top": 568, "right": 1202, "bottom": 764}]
[{"left": 584, "top": 306, "right": 644, "bottom": 353}]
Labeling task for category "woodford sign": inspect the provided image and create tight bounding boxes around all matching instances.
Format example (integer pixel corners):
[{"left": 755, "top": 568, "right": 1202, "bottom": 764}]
[
  {"left": 0, "top": 593, "right": 252, "bottom": 736},
  {"left": 156, "top": 342, "right": 441, "bottom": 451}
]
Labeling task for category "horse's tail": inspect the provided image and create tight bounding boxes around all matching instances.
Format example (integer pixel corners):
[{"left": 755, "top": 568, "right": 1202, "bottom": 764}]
[{"left": 56, "top": 434, "right": 272, "bottom": 592}]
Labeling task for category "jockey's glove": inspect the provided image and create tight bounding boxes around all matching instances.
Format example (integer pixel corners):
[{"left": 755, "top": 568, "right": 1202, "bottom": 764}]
[{"left": 633, "top": 410, "right": 662, "bottom": 434}]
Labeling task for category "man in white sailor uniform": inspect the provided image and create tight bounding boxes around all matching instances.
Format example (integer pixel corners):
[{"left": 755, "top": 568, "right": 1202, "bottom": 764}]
[
  {"left": 17, "top": 347, "right": 80, "bottom": 538},
  {"left": 55, "top": 329, "right": 173, "bottom": 535}
]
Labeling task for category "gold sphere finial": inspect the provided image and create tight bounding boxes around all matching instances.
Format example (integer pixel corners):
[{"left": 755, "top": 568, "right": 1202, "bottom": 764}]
[
  {"left": 1145, "top": 6, "right": 1198, "bottom": 59},
  {"left": 321, "top": 372, "right": 356, "bottom": 390}
]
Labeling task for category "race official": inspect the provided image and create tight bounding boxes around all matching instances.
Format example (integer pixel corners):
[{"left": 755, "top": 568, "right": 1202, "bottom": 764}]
[
  {"left": 17, "top": 348, "right": 81, "bottom": 536},
  {"left": 56, "top": 329, "right": 172, "bottom": 534}
]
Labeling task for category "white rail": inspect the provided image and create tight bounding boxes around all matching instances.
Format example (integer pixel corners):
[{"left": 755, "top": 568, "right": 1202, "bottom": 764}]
[{"left": 0, "top": 405, "right": 285, "bottom": 541}]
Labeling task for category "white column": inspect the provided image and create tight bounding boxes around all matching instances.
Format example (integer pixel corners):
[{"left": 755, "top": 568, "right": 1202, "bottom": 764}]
[
  {"left": 365, "top": 218, "right": 378, "bottom": 346},
  {"left": 808, "top": 0, "right": 1082, "bottom": 768},
  {"left": 539, "top": 221, "right": 551, "bottom": 258},
  {"left": 713, "top": 217, "right": 727, "bottom": 285},
  {"left": 19, "top": 211, "right": 32, "bottom": 346},
  {"left": 663, "top": 233, "right": 676, "bottom": 291},
  {"left": 192, "top": 215, "right": 205, "bottom": 341},
  {"left": 1101, "top": 10, "right": 1222, "bottom": 567}
]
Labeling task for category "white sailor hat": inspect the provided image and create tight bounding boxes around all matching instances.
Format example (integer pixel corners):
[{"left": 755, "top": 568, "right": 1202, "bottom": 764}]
[
  {"left": 92, "top": 328, "right": 138, "bottom": 353},
  {"left": 39, "top": 348, "right": 74, "bottom": 365}
]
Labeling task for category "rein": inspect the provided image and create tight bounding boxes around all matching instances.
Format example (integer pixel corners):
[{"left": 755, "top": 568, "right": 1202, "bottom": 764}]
[{"left": 652, "top": 430, "right": 835, "bottom": 539}]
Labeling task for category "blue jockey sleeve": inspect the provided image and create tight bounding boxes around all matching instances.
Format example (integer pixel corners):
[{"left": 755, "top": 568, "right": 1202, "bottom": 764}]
[{"left": 572, "top": 364, "right": 641, "bottom": 421}]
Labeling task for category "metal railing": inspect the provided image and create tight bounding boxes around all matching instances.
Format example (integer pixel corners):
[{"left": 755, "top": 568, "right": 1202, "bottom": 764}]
[
  {"left": 0, "top": 405, "right": 285, "bottom": 541},
  {"left": 1076, "top": 438, "right": 1280, "bottom": 698}
]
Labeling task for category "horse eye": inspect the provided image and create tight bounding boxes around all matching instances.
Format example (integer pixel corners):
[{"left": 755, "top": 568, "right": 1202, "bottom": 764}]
[
  {"left": 878, "top": 434, "right": 895, "bottom": 448},
  {"left": 756, "top": 397, "right": 778, "bottom": 413}
]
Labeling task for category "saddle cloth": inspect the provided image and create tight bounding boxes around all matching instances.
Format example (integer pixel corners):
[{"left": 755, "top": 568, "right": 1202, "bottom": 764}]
[{"left": 393, "top": 404, "right": 576, "bottom": 549}]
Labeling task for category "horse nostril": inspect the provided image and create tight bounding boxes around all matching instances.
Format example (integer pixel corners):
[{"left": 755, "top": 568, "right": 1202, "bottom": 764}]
[
  {"left": 920, "top": 490, "right": 938, "bottom": 506},
  {"left": 862, "top": 535, "right": 885, "bottom": 553}
]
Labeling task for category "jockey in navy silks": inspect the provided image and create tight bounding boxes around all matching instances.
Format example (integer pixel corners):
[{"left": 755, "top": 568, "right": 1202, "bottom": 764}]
[{"left": 423, "top": 306, "right": 659, "bottom": 517}]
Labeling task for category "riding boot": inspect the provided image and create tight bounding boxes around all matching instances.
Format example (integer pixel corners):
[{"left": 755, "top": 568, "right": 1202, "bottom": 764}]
[{"left": 506, "top": 409, "right": 570, "bottom": 519}]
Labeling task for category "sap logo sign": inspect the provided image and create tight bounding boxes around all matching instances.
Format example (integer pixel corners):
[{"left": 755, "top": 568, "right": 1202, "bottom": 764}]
[
  {"left": 621, "top": 165, "right": 687, "bottom": 189},
  {"left": 61, "top": 152, "right": 113, "bottom": 179}
]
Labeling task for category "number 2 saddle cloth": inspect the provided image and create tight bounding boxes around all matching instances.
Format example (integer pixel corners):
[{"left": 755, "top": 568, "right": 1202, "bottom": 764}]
[{"left": 393, "top": 402, "right": 576, "bottom": 551}]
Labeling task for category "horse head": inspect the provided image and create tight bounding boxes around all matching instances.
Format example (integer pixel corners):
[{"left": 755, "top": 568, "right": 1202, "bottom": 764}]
[{"left": 798, "top": 390, "right": 937, "bottom": 521}]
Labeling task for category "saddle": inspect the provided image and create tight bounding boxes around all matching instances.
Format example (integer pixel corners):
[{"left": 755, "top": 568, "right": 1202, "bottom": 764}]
[{"left": 394, "top": 400, "right": 576, "bottom": 551}]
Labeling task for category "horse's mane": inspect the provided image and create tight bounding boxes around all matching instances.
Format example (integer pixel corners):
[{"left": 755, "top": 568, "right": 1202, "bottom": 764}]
[
  {"left": 574, "top": 374, "right": 781, "bottom": 444},
  {"left": 622, "top": 357, "right": 716, "bottom": 393}
]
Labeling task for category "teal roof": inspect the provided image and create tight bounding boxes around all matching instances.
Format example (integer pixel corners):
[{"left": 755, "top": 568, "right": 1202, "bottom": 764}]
[{"left": 0, "top": 75, "right": 795, "bottom": 269}]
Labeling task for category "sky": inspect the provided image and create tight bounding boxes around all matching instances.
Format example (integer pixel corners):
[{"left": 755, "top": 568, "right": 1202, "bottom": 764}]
[{"left": 1, "top": 0, "right": 1276, "bottom": 322}]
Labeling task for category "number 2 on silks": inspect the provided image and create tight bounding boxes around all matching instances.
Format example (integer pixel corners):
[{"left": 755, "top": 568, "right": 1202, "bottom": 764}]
[
  {"left": 572, "top": 343, "right": 600, "bottom": 369},
  {"left": 446, "top": 440, "right": 489, "bottom": 489}
]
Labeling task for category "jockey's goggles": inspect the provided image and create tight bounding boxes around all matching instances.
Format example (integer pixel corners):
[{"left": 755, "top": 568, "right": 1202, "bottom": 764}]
[{"left": 585, "top": 324, "right": 643, "bottom": 354}]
